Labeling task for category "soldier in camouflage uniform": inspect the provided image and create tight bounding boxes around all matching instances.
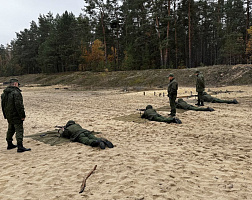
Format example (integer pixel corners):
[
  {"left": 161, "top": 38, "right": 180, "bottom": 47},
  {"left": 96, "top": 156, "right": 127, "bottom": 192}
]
[
  {"left": 195, "top": 70, "right": 205, "bottom": 106},
  {"left": 202, "top": 92, "right": 238, "bottom": 104},
  {"left": 141, "top": 105, "right": 182, "bottom": 124},
  {"left": 176, "top": 98, "right": 214, "bottom": 111},
  {"left": 1, "top": 78, "right": 31, "bottom": 152},
  {"left": 167, "top": 73, "right": 178, "bottom": 116},
  {"left": 59, "top": 120, "right": 114, "bottom": 149}
]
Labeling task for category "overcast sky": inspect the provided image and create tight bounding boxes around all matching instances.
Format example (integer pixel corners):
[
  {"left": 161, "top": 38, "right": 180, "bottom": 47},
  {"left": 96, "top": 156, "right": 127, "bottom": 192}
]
[{"left": 0, "top": 0, "right": 85, "bottom": 46}]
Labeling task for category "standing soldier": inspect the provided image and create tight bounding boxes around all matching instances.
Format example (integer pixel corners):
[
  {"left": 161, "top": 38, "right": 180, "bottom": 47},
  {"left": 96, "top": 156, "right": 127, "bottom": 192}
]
[
  {"left": 167, "top": 73, "right": 178, "bottom": 116},
  {"left": 1, "top": 79, "right": 31, "bottom": 153},
  {"left": 195, "top": 70, "right": 205, "bottom": 106}
]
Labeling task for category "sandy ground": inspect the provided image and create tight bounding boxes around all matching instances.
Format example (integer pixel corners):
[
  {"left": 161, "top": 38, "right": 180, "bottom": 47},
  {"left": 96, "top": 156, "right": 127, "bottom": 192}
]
[{"left": 0, "top": 84, "right": 252, "bottom": 200}]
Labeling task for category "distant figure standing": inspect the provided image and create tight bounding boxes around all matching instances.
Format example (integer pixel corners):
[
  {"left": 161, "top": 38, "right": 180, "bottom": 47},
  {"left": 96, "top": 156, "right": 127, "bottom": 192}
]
[
  {"left": 1, "top": 79, "right": 31, "bottom": 153},
  {"left": 195, "top": 70, "right": 205, "bottom": 106},
  {"left": 167, "top": 73, "right": 178, "bottom": 116}
]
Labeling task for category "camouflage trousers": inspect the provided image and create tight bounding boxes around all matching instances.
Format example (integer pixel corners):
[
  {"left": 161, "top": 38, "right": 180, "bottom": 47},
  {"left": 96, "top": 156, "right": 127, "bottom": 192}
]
[
  {"left": 6, "top": 122, "right": 24, "bottom": 143},
  {"left": 152, "top": 115, "right": 174, "bottom": 123},
  {"left": 76, "top": 132, "right": 98, "bottom": 146},
  {"left": 188, "top": 105, "right": 209, "bottom": 111},
  {"left": 197, "top": 92, "right": 204, "bottom": 105},
  {"left": 212, "top": 98, "right": 234, "bottom": 104},
  {"left": 169, "top": 95, "right": 177, "bottom": 116}
]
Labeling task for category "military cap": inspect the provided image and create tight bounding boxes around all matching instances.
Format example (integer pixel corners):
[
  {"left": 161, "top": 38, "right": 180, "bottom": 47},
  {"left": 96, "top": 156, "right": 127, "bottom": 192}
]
[
  {"left": 167, "top": 73, "right": 174, "bottom": 77},
  {"left": 195, "top": 70, "right": 200, "bottom": 74},
  {"left": 178, "top": 98, "right": 183, "bottom": 103},
  {"left": 9, "top": 78, "right": 20, "bottom": 85},
  {"left": 146, "top": 105, "right": 153, "bottom": 110},
  {"left": 66, "top": 120, "right": 75, "bottom": 128}
]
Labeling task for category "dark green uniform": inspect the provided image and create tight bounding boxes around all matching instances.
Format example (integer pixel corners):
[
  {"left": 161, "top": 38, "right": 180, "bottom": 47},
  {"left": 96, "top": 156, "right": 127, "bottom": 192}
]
[
  {"left": 62, "top": 123, "right": 98, "bottom": 145},
  {"left": 141, "top": 105, "right": 181, "bottom": 124},
  {"left": 202, "top": 92, "right": 238, "bottom": 104},
  {"left": 1, "top": 86, "right": 26, "bottom": 145},
  {"left": 196, "top": 72, "right": 205, "bottom": 106},
  {"left": 176, "top": 98, "right": 214, "bottom": 111},
  {"left": 167, "top": 78, "right": 178, "bottom": 116},
  {"left": 61, "top": 121, "right": 113, "bottom": 149}
]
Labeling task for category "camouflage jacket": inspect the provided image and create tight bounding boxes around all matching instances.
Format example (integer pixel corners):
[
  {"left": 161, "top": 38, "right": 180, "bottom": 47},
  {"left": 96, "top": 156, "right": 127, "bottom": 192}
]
[
  {"left": 196, "top": 73, "right": 205, "bottom": 92},
  {"left": 61, "top": 123, "right": 91, "bottom": 141},
  {"left": 202, "top": 93, "right": 214, "bottom": 102},
  {"left": 167, "top": 78, "right": 178, "bottom": 97},
  {"left": 141, "top": 108, "right": 161, "bottom": 120},
  {"left": 175, "top": 100, "right": 191, "bottom": 110},
  {"left": 1, "top": 86, "right": 25, "bottom": 124}
]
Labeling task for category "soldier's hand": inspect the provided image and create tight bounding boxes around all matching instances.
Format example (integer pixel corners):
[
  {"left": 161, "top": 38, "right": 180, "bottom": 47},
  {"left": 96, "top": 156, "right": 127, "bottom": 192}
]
[
  {"left": 21, "top": 118, "right": 25, "bottom": 121},
  {"left": 58, "top": 128, "right": 64, "bottom": 135}
]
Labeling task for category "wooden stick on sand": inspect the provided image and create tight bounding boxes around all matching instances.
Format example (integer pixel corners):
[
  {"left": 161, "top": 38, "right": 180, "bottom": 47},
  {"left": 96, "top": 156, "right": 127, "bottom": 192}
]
[{"left": 79, "top": 165, "right": 97, "bottom": 193}]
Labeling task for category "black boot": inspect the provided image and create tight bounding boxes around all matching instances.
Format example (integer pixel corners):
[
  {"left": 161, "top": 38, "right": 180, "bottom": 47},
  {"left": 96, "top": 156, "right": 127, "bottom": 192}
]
[
  {"left": 17, "top": 142, "right": 31, "bottom": 153},
  {"left": 233, "top": 99, "right": 238, "bottom": 104},
  {"left": 91, "top": 140, "right": 105, "bottom": 149},
  {"left": 207, "top": 107, "right": 215, "bottom": 112},
  {"left": 195, "top": 99, "right": 200, "bottom": 106},
  {"left": 101, "top": 138, "right": 114, "bottom": 148},
  {"left": 7, "top": 141, "right": 17, "bottom": 150},
  {"left": 90, "top": 140, "right": 99, "bottom": 147},
  {"left": 200, "top": 101, "right": 204, "bottom": 106},
  {"left": 172, "top": 117, "right": 182, "bottom": 124},
  {"left": 98, "top": 140, "right": 106, "bottom": 149}
]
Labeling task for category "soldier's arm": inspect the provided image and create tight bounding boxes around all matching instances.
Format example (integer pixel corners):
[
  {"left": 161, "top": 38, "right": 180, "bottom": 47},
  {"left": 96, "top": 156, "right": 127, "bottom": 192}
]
[
  {"left": 175, "top": 103, "right": 181, "bottom": 109},
  {"left": 14, "top": 91, "right": 26, "bottom": 119},
  {"left": 1, "top": 94, "right": 7, "bottom": 119},
  {"left": 171, "top": 82, "right": 178, "bottom": 94},
  {"left": 141, "top": 111, "right": 146, "bottom": 118},
  {"left": 61, "top": 129, "right": 70, "bottom": 138},
  {"left": 199, "top": 77, "right": 205, "bottom": 88}
]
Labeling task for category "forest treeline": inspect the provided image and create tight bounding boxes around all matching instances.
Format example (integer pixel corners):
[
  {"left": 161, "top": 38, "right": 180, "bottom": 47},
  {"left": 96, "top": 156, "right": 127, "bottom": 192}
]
[{"left": 1, "top": 0, "right": 252, "bottom": 76}]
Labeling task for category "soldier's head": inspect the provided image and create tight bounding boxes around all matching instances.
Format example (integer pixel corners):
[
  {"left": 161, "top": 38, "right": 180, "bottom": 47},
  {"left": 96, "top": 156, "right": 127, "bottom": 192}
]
[
  {"left": 146, "top": 105, "right": 153, "bottom": 110},
  {"left": 167, "top": 73, "right": 174, "bottom": 81},
  {"left": 9, "top": 78, "right": 20, "bottom": 87},
  {"left": 66, "top": 120, "right": 75, "bottom": 128},
  {"left": 178, "top": 98, "right": 184, "bottom": 103},
  {"left": 195, "top": 70, "right": 200, "bottom": 76}
]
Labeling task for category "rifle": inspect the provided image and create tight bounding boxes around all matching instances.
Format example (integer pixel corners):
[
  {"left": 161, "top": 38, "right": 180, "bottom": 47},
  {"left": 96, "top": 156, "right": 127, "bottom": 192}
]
[
  {"left": 3, "top": 81, "right": 10, "bottom": 85},
  {"left": 54, "top": 125, "right": 66, "bottom": 134},
  {"left": 177, "top": 94, "right": 198, "bottom": 99},
  {"left": 55, "top": 125, "right": 65, "bottom": 129},
  {"left": 136, "top": 109, "right": 146, "bottom": 111}
]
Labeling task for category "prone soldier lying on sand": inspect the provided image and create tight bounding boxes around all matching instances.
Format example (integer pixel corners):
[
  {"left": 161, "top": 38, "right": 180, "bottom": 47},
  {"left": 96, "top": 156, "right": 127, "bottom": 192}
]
[
  {"left": 202, "top": 92, "right": 238, "bottom": 104},
  {"left": 58, "top": 120, "right": 113, "bottom": 149},
  {"left": 141, "top": 105, "right": 182, "bottom": 124},
  {"left": 176, "top": 98, "right": 214, "bottom": 111}
]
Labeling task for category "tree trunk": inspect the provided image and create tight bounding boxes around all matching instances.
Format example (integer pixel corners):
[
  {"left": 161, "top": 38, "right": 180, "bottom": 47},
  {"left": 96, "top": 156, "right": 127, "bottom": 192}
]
[
  {"left": 188, "top": 0, "right": 192, "bottom": 68},
  {"left": 100, "top": 9, "right": 107, "bottom": 65},
  {"left": 155, "top": 16, "right": 163, "bottom": 67},
  {"left": 164, "top": 0, "right": 171, "bottom": 68},
  {"left": 174, "top": 0, "right": 178, "bottom": 68},
  {"left": 246, "top": 0, "right": 250, "bottom": 64}
]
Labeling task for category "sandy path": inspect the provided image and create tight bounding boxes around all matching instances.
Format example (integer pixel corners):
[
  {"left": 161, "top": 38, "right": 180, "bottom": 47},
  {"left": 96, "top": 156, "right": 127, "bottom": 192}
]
[{"left": 0, "top": 85, "right": 251, "bottom": 200}]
